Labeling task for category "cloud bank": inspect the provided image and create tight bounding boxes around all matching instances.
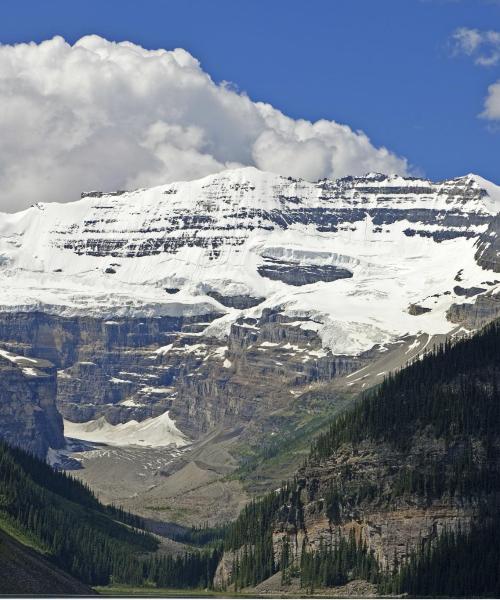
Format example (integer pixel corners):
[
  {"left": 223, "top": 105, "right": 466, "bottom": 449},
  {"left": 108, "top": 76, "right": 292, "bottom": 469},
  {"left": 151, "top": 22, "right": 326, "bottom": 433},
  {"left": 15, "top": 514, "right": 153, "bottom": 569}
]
[
  {"left": 0, "top": 35, "right": 408, "bottom": 212},
  {"left": 453, "top": 27, "right": 500, "bottom": 120}
]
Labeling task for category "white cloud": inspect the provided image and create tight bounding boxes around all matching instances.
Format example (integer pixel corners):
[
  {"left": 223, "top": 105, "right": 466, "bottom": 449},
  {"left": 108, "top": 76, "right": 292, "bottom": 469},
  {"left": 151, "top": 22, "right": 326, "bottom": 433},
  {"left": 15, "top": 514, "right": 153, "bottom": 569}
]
[
  {"left": 453, "top": 27, "right": 500, "bottom": 66},
  {"left": 452, "top": 28, "right": 500, "bottom": 120},
  {"left": 483, "top": 81, "right": 500, "bottom": 119},
  {"left": 0, "top": 35, "right": 408, "bottom": 212}
]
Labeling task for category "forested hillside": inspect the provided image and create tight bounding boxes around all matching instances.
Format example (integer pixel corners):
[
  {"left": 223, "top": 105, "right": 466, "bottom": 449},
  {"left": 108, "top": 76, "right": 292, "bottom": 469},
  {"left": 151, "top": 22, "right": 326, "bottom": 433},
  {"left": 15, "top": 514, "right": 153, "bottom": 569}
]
[
  {"left": 0, "top": 441, "right": 221, "bottom": 592},
  {"left": 0, "top": 527, "right": 93, "bottom": 595}
]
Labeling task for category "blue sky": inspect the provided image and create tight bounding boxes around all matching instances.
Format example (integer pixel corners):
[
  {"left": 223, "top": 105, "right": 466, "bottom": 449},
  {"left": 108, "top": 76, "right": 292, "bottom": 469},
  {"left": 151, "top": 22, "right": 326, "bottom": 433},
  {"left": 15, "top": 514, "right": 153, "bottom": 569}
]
[{"left": 0, "top": 0, "right": 498, "bottom": 191}]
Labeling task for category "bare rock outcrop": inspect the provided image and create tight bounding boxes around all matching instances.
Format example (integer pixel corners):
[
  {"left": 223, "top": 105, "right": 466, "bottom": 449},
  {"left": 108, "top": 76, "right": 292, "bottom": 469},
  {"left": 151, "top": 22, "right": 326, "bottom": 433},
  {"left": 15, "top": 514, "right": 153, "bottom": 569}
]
[{"left": 0, "top": 349, "right": 64, "bottom": 458}]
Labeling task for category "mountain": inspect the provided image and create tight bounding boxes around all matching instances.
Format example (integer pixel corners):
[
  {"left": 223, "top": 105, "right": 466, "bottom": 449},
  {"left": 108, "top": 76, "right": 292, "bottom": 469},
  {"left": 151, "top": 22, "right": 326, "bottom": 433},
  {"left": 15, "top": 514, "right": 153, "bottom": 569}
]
[
  {"left": 1, "top": 166, "right": 500, "bottom": 595},
  {"left": 1, "top": 167, "right": 500, "bottom": 521},
  {"left": 1, "top": 168, "right": 500, "bottom": 336}
]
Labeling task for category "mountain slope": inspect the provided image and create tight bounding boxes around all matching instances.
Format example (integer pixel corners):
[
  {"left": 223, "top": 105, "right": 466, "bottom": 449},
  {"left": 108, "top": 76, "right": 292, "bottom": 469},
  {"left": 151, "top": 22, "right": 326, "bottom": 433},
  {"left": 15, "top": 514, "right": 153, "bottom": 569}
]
[
  {"left": 0, "top": 439, "right": 225, "bottom": 592},
  {"left": 0, "top": 440, "right": 157, "bottom": 586},
  {"left": 0, "top": 527, "right": 93, "bottom": 595},
  {"left": 212, "top": 319, "right": 500, "bottom": 595}
]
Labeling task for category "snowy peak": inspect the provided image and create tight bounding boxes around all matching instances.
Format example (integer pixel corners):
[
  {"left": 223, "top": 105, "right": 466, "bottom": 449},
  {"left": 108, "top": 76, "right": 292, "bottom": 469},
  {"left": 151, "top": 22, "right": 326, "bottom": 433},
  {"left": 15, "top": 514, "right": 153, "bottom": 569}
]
[
  {"left": 75, "top": 167, "right": 500, "bottom": 215},
  {"left": 0, "top": 167, "right": 499, "bottom": 355}
]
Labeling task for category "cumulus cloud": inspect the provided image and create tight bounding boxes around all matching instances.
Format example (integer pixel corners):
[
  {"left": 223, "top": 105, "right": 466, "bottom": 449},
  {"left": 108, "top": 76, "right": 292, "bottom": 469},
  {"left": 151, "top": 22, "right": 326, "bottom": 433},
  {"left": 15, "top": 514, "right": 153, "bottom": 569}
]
[
  {"left": 452, "top": 28, "right": 500, "bottom": 120},
  {"left": 0, "top": 35, "right": 408, "bottom": 212},
  {"left": 483, "top": 81, "right": 500, "bottom": 119}
]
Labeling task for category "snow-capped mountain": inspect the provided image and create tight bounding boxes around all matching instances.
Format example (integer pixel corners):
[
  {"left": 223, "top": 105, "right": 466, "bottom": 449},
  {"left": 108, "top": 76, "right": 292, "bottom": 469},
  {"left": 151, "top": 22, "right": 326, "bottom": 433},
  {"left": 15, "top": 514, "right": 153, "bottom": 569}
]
[
  {"left": 0, "top": 167, "right": 499, "bottom": 355},
  {"left": 2, "top": 166, "right": 500, "bottom": 453}
]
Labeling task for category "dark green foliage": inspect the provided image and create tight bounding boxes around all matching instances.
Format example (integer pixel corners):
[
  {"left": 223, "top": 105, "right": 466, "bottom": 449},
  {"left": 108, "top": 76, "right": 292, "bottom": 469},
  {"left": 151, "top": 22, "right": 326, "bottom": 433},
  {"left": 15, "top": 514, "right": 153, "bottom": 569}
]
[
  {"left": 225, "top": 482, "right": 297, "bottom": 551},
  {"left": 5, "top": 443, "right": 145, "bottom": 528},
  {"left": 0, "top": 441, "right": 156, "bottom": 585},
  {"left": 225, "top": 479, "right": 307, "bottom": 589},
  {"left": 6, "top": 444, "right": 101, "bottom": 509},
  {"left": 324, "top": 484, "right": 342, "bottom": 524},
  {"left": 170, "top": 523, "right": 227, "bottom": 546},
  {"left": 144, "top": 547, "right": 222, "bottom": 590},
  {"left": 311, "top": 321, "right": 500, "bottom": 501},
  {"left": 300, "top": 532, "right": 379, "bottom": 592},
  {"left": 0, "top": 440, "right": 220, "bottom": 589},
  {"left": 225, "top": 492, "right": 282, "bottom": 589},
  {"left": 224, "top": 479, "right": 378, "bottom": 591},
  {"left": 389, "top": 442, "right": 500, "bottom": 502},
  {"left": 313, "top": 321, "right": 500, "bottom": 457},
  {"left": 218, "top": 321, "right": 500, "bottom": 594},
  {"left": 380, "top": 513, "right": 500, "bottom": 597},
  {"left": 231, "top": 534, "right": 275, "bottom": 590}
]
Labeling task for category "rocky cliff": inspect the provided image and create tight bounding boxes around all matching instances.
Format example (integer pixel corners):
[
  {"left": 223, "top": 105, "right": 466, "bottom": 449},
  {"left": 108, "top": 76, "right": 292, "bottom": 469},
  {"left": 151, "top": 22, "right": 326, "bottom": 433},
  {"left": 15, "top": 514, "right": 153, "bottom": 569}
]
[{"left": 0, "top": 348, "right": 63, "bottom": 458}]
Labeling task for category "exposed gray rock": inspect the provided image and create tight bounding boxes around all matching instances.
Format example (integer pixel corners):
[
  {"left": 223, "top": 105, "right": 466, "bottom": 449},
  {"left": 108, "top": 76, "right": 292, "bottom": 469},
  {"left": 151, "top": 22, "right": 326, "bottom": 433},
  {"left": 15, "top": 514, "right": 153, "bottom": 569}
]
[
  {"left": 0, "top": 351, "right": 64, "bottom": 458},
  {"left": 54, "top": 174, "right": 493, "bottom": 260},
  {"left": 453, "top": 285, "right": 487, "bottom": 298},
  {"left": 206, "top": 290, "right": 265, "bottom": 309},
  {"left": 258, "top": 260, "right": 353, "bottom": 285},
  {"left": 0, "top": 307, "right": 360, "bottom": 443},
  {"left": 408, "top": 303, "right": 432, "bottom": 315},
  {"left": 475, "top": 214, "right": 500, "bottom": 272},
  {"left": 447, "top": 292, "right": 500, "bottom": 328}
]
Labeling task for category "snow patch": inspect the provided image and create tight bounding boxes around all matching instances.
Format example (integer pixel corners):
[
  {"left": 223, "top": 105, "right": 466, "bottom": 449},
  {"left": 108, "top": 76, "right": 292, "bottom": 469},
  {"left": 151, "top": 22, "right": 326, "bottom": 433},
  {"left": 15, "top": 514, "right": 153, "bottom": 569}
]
[{"left": 64, "top": 411, "right": 188, "bottom": 447}]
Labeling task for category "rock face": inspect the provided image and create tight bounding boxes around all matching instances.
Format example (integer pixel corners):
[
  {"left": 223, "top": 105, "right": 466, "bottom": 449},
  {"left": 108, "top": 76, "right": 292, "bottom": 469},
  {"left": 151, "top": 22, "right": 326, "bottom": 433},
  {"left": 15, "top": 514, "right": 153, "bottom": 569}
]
[
  {"left": 0, "top": 349, "right": 63, "bottom": 458},
  {"left": 206, "top": 291, "right": 264, "bottom": 309},
  {"left": 257, "top": 260, "right": 353, "bottom": 285},
  {"left": 0, "top": 308, "right": 362, "bottom": 442},
  {"left": 408, "top": 303, "right": 432, "bottom": 315},
  {"left": 447, "top": 290, "right": 500, "bottom": 328},
  {"left": 285, "top": 439, "right": 477, "bottom": 571},
  {"left": 213, "top": 434, "right": 483, "bottom": 592},
  {"left": 475, "top": 213, "right": 500, "bottom": 272},
  {"left": 0, "top": 169, "right": 499, "bottom": 360}
]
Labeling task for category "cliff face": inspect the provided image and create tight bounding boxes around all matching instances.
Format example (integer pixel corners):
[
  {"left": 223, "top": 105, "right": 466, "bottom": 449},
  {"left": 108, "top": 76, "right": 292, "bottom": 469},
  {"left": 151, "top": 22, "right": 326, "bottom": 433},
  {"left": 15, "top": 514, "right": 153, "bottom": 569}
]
[
  {"left": 213, "top": 437, "right": 490, "bottom": 593},
  {"left": 0, "top": 309, "right": 362, "bottom": 442},
  {"left": 0, "top": 349, "right": 63, "bottom": 458},
  {"left": 277, "top": 437, "right": 479, "bottom": 571},
  {"left": 213, "top": 323, "right": 500, "bottom": 593}
]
